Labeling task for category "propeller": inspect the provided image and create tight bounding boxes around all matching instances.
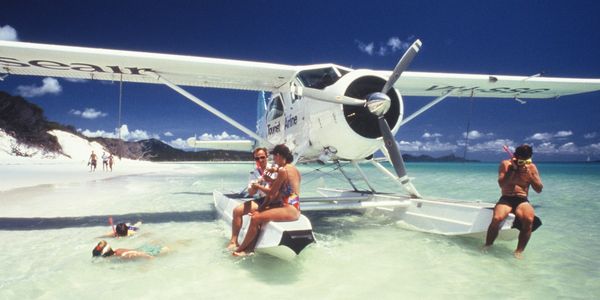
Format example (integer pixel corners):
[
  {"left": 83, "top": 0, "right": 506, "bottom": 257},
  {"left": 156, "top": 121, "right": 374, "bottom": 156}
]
[{"left": 370, "top": 40, "right": 421, "bottom": 181}]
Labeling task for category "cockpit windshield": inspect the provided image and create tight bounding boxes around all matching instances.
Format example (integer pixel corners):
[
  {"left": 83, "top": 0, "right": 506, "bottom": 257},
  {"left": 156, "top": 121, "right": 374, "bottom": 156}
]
[{"left": 296, "top": 67, "right": 345, "bottom": 90}]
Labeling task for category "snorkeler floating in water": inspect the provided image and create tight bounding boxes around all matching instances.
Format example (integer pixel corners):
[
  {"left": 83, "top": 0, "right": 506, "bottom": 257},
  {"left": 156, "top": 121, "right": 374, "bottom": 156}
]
[
  {"left": 101, "top": 217, "right": 142, "bottom": 238},
  {"left": 92, "top": 240, "right": 168, "bottom": 259}
]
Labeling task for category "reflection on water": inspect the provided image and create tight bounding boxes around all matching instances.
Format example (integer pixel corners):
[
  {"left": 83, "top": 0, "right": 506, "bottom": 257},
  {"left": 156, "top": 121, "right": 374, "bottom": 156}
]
[{"left": 0, "top": 162, "right": 599, "bottom": 299}]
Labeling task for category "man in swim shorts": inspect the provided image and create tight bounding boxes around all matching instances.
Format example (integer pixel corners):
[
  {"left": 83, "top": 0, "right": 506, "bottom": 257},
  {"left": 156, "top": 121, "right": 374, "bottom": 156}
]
[
  {"left": 89, "top": 151, "right": 97, "bottom": 172},
  {"left": 485, "top": 144, "right": 543, "bottom": 258}
]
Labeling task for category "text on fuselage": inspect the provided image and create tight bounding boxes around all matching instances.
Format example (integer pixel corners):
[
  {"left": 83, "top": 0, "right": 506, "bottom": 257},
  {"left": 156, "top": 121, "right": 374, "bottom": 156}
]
[
  {"left": 426, "top": 85, "right": 550, "bottom": 94},
  {"left": 268, "top": 122, "right": 281, "bottom": 135},
  {"left": 0, "top": 57, "right": 153, "bottom": 75}
]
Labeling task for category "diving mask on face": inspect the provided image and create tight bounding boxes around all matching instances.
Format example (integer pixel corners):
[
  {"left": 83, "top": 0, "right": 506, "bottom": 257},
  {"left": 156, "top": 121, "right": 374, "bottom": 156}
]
[{"left": 516, "top": 158, "right": 532, "bottom": 166}]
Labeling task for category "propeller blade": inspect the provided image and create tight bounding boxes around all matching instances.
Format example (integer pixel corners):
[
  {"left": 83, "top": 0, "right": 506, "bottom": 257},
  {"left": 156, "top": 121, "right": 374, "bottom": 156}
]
[
  {"left": 381, "top": 39, "right": 422, "bottom": 94},
  {"left": 377, "top": 117, "right": 407, "bottom": 179},
  {"left": 303, "top": 87, "right": 366, "bottom": 106}
]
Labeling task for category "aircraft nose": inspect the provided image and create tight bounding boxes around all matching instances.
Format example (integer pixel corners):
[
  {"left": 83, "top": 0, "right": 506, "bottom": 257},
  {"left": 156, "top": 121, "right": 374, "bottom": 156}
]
[{"left": 366, "top": 92, "right": 391, "bottom": 117}]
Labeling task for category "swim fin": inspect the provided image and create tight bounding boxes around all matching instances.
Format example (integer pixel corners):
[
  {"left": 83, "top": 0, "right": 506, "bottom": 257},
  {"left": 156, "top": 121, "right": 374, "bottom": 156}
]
[{"left": 512, "top": 216, "right": 542, "bottom": 232}]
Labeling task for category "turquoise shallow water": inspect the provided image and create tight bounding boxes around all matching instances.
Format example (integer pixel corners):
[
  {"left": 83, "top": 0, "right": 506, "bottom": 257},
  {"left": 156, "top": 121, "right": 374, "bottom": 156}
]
[{"left": 0, "top": 162, "right": 598, "bottom": 299}]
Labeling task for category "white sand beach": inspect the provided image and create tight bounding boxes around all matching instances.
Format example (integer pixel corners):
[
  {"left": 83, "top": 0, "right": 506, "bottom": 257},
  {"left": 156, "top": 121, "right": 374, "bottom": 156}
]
[{"left": 0, "top": 129, "right": 169, "bottom": 192}]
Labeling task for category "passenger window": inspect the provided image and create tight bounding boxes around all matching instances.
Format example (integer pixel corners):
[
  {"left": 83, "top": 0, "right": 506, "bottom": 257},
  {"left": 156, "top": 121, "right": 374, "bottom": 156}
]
[
  {"left": 267, "top": 96, "right": 284, "bottom": 121},
  {"left": 296, "top": 67, "right": 340, "bottom": 90}
]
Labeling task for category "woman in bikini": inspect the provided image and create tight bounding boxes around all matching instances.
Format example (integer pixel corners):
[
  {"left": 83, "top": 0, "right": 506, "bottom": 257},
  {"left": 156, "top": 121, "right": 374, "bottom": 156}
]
[
  {"left": 92, "top": 240, "right": 168, "bottom": 259},
  {"left": 233, "top": 144, "right": 301, "bottom": 257}
]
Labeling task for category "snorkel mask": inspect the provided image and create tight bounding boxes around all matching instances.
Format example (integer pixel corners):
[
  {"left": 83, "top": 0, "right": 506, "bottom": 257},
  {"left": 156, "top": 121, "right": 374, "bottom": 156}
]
[
  {"left": 517, "top": 158, "right": 532, "bottom": 166},
  {"left": 92, "top": 241, "right": 114, "bottom": 257}
]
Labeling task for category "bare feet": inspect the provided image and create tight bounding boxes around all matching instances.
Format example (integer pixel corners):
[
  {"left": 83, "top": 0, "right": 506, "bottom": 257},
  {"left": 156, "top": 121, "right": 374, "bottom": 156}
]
[
  {"left": 226, "top": 241, "right": 237, "bottom": 251},
  {"left": 481, "top": 244, "right": 491, "bottom": 253},
  {"left": 232, "top": 250, "right": 250, "bottom": 257},
  {"left": 513, "top": 250, "right": 523, "bottom": 259}
]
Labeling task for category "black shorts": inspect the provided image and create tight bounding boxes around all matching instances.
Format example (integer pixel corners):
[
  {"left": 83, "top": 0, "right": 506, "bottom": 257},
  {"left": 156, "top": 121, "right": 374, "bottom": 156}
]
[
  {"left": 497, "top": 195, "right": 529, "bottom": 213},
  {"left": 253, "top": 197, "right": 266, "bottom": 206}
]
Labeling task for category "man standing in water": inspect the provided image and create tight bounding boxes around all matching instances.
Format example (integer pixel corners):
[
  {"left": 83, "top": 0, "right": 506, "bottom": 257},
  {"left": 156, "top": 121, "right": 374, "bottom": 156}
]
[{"left": 485, "top": 144, "right": 543, "bottom": 258}]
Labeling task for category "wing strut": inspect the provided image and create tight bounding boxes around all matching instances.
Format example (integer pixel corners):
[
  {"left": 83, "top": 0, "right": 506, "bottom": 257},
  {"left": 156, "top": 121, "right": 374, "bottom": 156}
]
[
  {"left": 398, "top": 88, "right": 456, "bottom": 128},
  {"left": 148, "top": 71, "right": 271, "bottom": 146}
]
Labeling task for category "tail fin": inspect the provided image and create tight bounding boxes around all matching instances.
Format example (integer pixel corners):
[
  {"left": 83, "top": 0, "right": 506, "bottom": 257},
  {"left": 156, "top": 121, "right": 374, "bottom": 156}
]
[{"left": 256, "top": 91, "right": 268, "bottom": 140}]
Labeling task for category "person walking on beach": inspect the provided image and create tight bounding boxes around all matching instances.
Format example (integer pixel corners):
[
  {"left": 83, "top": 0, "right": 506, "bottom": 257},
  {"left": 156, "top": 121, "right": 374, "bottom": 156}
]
[
  {"left": 226, "top": 147, "right": 277, "bottom": 250},
  {"left": 108, "top": 153, "right": 114, "bottom": 171},
  {"left": 102, "top": 152, "right": 109, "bottom": 171},
  {"left": 88, "top": 151, "right": 97, "bottom": 172},
  {"left": 234, "top": 144, "right": 301, "bottom": 257},
  {"left": 485, "top": 144, "right": 543, "bottom": 258}
]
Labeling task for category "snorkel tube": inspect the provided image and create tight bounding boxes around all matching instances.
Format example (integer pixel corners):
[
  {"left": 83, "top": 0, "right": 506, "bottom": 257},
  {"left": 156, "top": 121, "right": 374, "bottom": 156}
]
[
  {"left": 108, "top": 217, "right": 116, "bottom": 235},
  {"left": 502, "top": 145, "right": 514, "bottom": 159}
]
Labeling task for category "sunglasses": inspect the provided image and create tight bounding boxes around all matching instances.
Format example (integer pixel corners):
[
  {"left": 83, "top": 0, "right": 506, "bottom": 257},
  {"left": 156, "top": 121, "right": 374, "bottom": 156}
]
[
  {"left": 517, "top": 158, "right": 532, "bottom": 165},
  {"left": 254, "top": 156, "right": 267, "bottom": 161}
]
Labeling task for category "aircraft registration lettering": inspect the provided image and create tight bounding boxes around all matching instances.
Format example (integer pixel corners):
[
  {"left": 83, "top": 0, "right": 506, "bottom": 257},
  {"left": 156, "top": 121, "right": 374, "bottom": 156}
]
[
  {"left": 0, "top": 56, "right": 153, "bottom": 75},
  {"left": 425, "top": 85, "right": 550, "bottom": 94}
]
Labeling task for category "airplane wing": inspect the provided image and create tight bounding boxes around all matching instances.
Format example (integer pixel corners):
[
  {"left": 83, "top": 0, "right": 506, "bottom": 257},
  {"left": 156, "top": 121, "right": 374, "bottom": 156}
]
[
  {"left": 381, "top": 71, "right": 600, "bottom": 99},
  {"left": 0, "top": 41, "right": 298, "bottom": 91},
  {"left": 2, "top": 41, "right": 599, "bottom": 99}
]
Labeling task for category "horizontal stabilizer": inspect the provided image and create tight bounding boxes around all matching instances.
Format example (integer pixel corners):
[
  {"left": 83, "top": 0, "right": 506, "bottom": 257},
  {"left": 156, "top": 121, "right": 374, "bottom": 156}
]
[{"left": 186, "top": 138, "right": 253, "bottom": 151}]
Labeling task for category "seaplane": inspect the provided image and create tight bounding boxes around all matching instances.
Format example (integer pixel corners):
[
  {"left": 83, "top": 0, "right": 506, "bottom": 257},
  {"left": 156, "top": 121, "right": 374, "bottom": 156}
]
[{"left": 2, "top": 39, "right": 600, "bottom": 260}]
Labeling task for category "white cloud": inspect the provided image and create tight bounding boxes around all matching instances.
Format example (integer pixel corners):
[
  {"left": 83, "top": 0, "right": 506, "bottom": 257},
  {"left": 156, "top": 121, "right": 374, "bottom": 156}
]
[
  {"left": 466, "top": 139, "right": 515, "bottom": 153},
  {"left": 422, "top": 132, "right": 442, "bottom": 139},
  {"left": 69, "top": 108, "right": 107, "bottom": 119},
  {"left": 558, "top": 142, "right": 578, "bottom": 154},
  {"left": 64, "top": 78, "right": 88, "bottom": 83},
  {"left": 16, "top": 77, "right": 62, "bottom": 98},
  {"left": 528, "top": 132, "right": 553, "bottom": 141},
  {"left": 79, "top": 124, "right": 159, "bottom": 141},
  {"left": 163, "top": 131, "right": 174, "bottom": 137},
  {"left": 582, "top": 143, "right": 600, "bottom": 154},
  {"left": 462, "top": 130, "right": 494, "bottom": 140},
  {"left": 79, "top": 129, "right": 117, "bottom": 139},
  {"left": 387, "top": 37, "right": 410, "bottom": 52},
  {"left": 534, "top": 142, "right": 558, "bottom": 154},
  {"left": 534, "top": 142, "right": 600, "bottom": 155},
  {"left": 0, "top": 25, "right": 18, "bottom": 41},
  {"left": 527, "top": 131, "right": 572, "bottom": 141},
  {"left": 168, "top": 138, "right": 188, "bottom": 149},
  {"left": 555, "top": 131, "right": 573, "bottom": 138},
  {"left": 397, "top": 139, "right": 458, "bottom": 152},
  {"left": 584, "top": 132, "right": 597, "bottom": 139},
  {"left": 198, "top": 131, "right": 241, "bottom": 141},
  {"left": 356, "top": 41, "right": 374, "bottom": 55},
  {"left": 356, "top": 36, "right": 413, "bottom": 56}
]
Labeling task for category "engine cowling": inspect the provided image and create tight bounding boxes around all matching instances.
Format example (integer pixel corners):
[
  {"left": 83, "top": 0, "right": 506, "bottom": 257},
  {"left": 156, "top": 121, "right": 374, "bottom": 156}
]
[
  {"left": 304, "top": 69, "right": 404, "bottom": 161},
  {"left": 320, "top": 69, "right": 403, "bottom": 139},
  {"left": 342, "top": 72, "right": 403, "bottom": 139}
]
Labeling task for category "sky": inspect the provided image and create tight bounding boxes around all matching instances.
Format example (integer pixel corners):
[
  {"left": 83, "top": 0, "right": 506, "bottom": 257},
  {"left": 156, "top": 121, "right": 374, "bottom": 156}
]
[{"left": 1, "top": 1, "right": 599, "bottom": 161}]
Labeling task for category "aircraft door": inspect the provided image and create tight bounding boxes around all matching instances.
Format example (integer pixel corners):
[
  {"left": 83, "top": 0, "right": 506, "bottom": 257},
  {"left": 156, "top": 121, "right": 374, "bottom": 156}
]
[
  {"left": 266, "top": 94, "right": 285, "bottom": 145},
  {"left": 285, "top": 84, "right": 308, "bottom": 154}
]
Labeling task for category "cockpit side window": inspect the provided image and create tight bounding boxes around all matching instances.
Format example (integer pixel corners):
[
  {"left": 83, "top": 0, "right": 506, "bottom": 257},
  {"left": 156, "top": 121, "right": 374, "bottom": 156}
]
[
  {"left": 267, "top": 95, "right": 284, "bottom": 121},
  {"left": 296, "top": 67, "right": 341, "bottom": 90}
]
